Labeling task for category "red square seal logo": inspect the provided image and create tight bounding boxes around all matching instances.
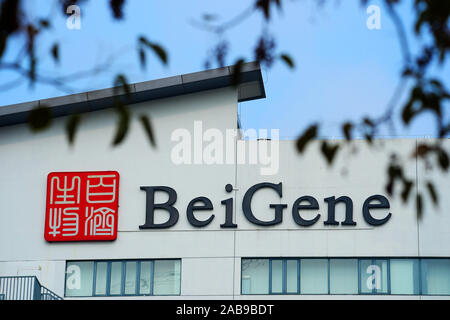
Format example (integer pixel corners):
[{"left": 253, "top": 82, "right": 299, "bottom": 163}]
[{"left": 44, "top": 171, "right": 120, "bottom": 242}]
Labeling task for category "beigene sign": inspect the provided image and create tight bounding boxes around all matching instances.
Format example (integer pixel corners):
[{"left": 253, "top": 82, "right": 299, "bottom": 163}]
[
  {"left": 44, "top": 172, "right": 392, "bottom": 242},
  {"left": 139, "top": 182, "right": 392, "bottom": 229}
]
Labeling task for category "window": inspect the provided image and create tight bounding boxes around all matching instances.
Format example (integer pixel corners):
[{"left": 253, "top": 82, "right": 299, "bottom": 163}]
[
  {"left": 65, "top": 261, "right": 93, "bottom": 297},
  {"left": 241, "top": 258, "right": 450, "bottom": 296},
  {"left": 65, "top": 259, "right": 181, "bottom": 297},
  {"left": 300, "top": 259, "right": 328, "bottom": 294},
  {"left": 242, "top": 259, "right": 299, "bottom": 295},
  {"left": 109, "top": 261, "right": 122, "bottom": 295},
  {"left": 94, "top": 262, "right": 108, "bottom": 295},
  {"left": 390, "top": 259, "right": 419, "bottom": 295},
  {"left": 139, "top": 261, "right": 152, "bottom": 295},
  {"left": 360, "top": 259, "right": 389, "bottom": 294},
  {"left": 286, "top": 260, "right": 299, "bottom": 294},
  {"left": 270, "top": 260, "right": 283, "bottom": 294},
  {"left": 330, "top": 259, "right": 358, "bottom": 294},
  {"left": 153, "top": 260, "right": 181, "bottom": 295},
  {"left": 241, "top": 259, "right": 269, "bottom": 294},
  {"left": 124, "top": 261, "right": 137, "bottom": 295},
  {"left": 421, "top": 259, "right": 450, "bottom": 295}
]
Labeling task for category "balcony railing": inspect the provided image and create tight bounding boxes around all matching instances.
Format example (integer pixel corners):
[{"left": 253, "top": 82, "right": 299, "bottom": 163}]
[{"left": 0, "top": 276, "right": 63, "bottom": 300}]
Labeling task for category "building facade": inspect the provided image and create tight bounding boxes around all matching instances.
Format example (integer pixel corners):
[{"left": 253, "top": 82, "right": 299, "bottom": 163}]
[{"left": 0, "top": 63, "right": 449, "bottom": 299}]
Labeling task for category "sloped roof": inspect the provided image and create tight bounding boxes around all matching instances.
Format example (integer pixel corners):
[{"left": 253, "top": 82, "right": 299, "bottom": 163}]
[{"left": 0, "top": 62, "right": 265, "bottom": 127}]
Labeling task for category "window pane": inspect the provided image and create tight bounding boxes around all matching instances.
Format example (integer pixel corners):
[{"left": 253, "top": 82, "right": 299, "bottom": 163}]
[
  {"left": 94, "top": 262, "right": 108, "bottom": 295},
  {"left": 65, "top": 262, "right": 94, "bottom": 297},
  {"left": 421, "top": 259, "right": 450, "bottom": 295},
  {"left": 241, "top": 259, "right": 269, "bottom": 294},
  {"left": 360, "top": 259, "right": 388, "bottom": 294},
  {"left": 271, "top": 260, "right": 283, "bottom": 293},
  {"left": 153, "top": 260, "right": 181, "bottom": 295},
  {"left": 139, "top": 261, "right": 152, "bottom": 295},
  {"left": 286, "top": 260, "right": 299, "bottom": 294},
  {"left": 330, "top": 259, "right": 358, "bottom": 294},
  {"left": 124, "top": 261, "right": 137, "bottom": 295},
  {"left": 391, "top": 259, "right": 419, "bottom": 295},
  {"left": 300, "top": 259, "right": 328, "bottom": 294},
  {"left": 110, "top": 261, "right": 123, "bottom": 295}
]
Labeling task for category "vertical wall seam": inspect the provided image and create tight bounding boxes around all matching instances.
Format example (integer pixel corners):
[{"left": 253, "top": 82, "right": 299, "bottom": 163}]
[
  {"left": 232, "top": 99, "right": 239, "bottom": 300},
  {"left": 415, "top": 139, "right": 421, "bottom": 258}
]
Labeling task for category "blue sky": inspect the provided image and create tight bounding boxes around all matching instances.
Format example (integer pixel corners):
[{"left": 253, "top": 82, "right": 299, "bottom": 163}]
[{"left": 1, "top": 0, "right": 448, "bottom": 139}]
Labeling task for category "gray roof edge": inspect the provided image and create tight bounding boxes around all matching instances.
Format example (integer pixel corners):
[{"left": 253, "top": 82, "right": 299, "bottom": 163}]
[{"left": 0, "top": 61, "right": 265, "bottom": 127}]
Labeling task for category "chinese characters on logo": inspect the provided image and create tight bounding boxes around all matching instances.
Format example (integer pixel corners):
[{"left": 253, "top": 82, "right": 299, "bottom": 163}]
[{"left": 45, "top": 172, "right": 120, "bottom": 242}]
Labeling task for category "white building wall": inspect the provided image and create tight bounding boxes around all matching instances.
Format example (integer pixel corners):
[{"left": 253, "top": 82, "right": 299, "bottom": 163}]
[{"left": 0, "top": 86, "right": 449, "bottom": 299}]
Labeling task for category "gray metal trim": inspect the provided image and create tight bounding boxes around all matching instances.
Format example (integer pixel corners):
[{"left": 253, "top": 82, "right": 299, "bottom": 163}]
[{"left": 0, "top": 62, "right": 265, "bottom": 128}]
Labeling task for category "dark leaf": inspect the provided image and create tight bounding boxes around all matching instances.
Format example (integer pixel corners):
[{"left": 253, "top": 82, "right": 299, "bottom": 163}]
[
  {"left": 280, "top": 54, "right": 294, "bottom": 68},
  {"left": 0, "top": 0, "right": 21, "bottom": 36},
  {"left": 213, "top": 41, "right": 228, "bottom": 68},
  {"left": 386, "top": 162, "right": 403, "bottom": 196},
  {"left": 388, "top": 163, "right": 403, "bottom": 180},
  {"left": 203, "top": 59, "right": 211, "bottom": 70},
  {"left": 363, "top": 117, "right": 374, "bottom": 128},
  {"left": 296, "top": 124, "right": 318, "bottom": 153},
  {"left": 401, "top": 101, "right": 415, "bottom": 126},
  {"left": 138, "top": 36, "right": 150, "bottom": 46},
  {"left": 149, "top": 43, "right": 168, "bottom": 65},
  {"left": 113, "top": 74, "right": 131, "bottom": 98},
  {"left": 414, "top": 13, "right": 425, "bottom": 35},
  {"left": 342, "top": 122, "right": 353, "bottom": 141},
  {"left": 430, "top": 79, "right": 443, "bottom": 90},
  {"left": 416, "top": 193, "right": 423, "bottom": 220},
  {"left": 0, "top": 34, "right": 7, "bottom": 62},
  {"left": 39, "top": 19, "right": 50, "bottom": 29},
  {"left": 112, "top": 104, "right": 130, "bottom": 146},
  {"left": 254, "top": 34, "right": 276, "bottom": 68},
  {"left": 65, "top": 114, "right": 81, "bottom": 145},
  {"left": 109, "top": 0, "right": 125, "bottom": 19},
  {"left": 385, "top": 180, "right": 394, "bottom": 196},
  {"left": 416, "top": 46, "right": 434, "bottom": 69},
  {"left": 202, "top": 13, "right": 218, "bottom": 21},
  {"left": 274, "top": 0, "right": 282, "bottom": 9},
  {"left": 426, "top": 182, "right": 438, "bottom": 206},
  {"left": 321, "top": 141, "right": 339, "bottom": 165},
  {"left": 61, "top": 0, "right": 83, "bottom": 15},
  {"left": 437, "top": 147, "right": 449, "bottom": 170},
  {"left": 28, "top": 105, "right": 52, "bottom": 132},
  {"left": 256, "top": 0, "right": 270, "bottom": 20},
  {"left": 422, "top": 93, "right": 442, "bottom": 117},
  {"left": 25, "top": 24, "right": 39, "bottom": 84},
  {"left": 139, "top": 47, "right": 146, "bottom": 69},
  {"left": 401, "top": 179, "right": 413, "bottom": 203},
  {"left": 140, "top": 115, "right": 156, "bottom": 147},
  {"left": 138, "top": 36, "right": 168, "bottom": 65},
  {"left": 402, "top": 67, "right": 413, "bottom": 77},
  {"left": 231, "top": 58, "right": 245, "bottom": 87},
  {"left": 439, "top": 124, "right": 450, "bottom": 138},
  {"left": 416, "top": 143, "right": 431, "bottom": 157},
  {"left": 29, "top": 56, "right": 37, "bottom": 84},
  {"left": 51, "top": 43, "right": 59, "bottom": 64}
]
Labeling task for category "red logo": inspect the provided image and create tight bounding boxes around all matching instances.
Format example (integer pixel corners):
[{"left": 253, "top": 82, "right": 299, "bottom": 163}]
[{"left": 44, "top": 171, "right": 120, "bottom": 242}]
